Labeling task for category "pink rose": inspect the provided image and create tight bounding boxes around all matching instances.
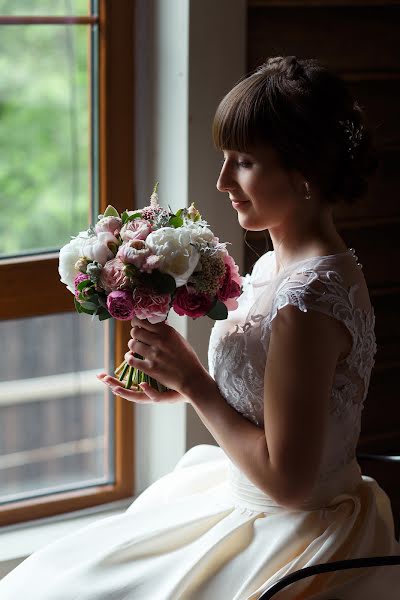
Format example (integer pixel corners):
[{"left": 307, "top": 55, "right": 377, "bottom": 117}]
[
  {"left": 95, "top": 216, "right": 122, "bottom": 236},
  {"left": 172, "top": 286, "right": 214, "bottom": 318},
  {"left": 106, "top": 290, "right": 135, "bottom": 320},
  {"left": 99, "top": 257, "right": 130, "bottom": 293},
  {"left": 222, "top": 252, "right": 241, "bottom": 286},
  {"left": 120, "top": 218, "right": 152, "bottom": 242},
  {"left": 133, "top": 289, "right": 171, "bottom": 323},
  {"left": 73, "top": 272, "right": 90, "bottom": 298}
]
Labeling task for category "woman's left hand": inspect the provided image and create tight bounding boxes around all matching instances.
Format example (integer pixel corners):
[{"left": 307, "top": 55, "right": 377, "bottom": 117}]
[{"left": 97, "top": 315, "right": 208, "bottom": 403}]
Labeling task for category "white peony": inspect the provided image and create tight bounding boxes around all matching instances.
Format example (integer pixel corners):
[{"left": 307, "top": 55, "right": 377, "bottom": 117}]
[
  {"left": 59, "top": 230, "right": 118, "bottom": 294},
  {"left": 145, "top": 227, "right": 200, "bottom": 286},
  {"left": 79, "top": 231, "right": 118, "bottom": 265},
  {"left": 58, "top": 231, "right": 89, "bottom": 293},
  {"left": 184, "top": 222, "right": 216, "bottom": 245}
]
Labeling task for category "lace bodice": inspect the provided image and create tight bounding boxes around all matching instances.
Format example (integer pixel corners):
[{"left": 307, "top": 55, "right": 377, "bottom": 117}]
[{"left": 208, "top": 248, "right": 377, "bottom": 488}]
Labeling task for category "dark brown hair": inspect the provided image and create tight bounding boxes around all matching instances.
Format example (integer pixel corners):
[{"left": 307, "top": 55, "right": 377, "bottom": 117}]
[{"left": 212, "top": 56, "right": 380, "bottom": 204}]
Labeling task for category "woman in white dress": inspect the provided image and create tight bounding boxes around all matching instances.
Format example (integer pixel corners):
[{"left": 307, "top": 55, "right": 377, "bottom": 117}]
[{"left": 1, "top": 55, "right": 399, "bottom": 599}]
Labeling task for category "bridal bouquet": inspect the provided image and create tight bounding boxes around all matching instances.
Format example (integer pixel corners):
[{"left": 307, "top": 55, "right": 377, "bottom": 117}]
[{"left": 58, "top": 184, "right": 243, "bottom": 392}]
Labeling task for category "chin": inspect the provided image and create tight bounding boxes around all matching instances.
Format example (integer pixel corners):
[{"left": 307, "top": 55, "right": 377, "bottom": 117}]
[{"left": 237, "top": 216, "right": 268, "bottom": 231}]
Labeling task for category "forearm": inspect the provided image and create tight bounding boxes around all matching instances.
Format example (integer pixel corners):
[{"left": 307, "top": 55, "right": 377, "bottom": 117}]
[{"left": 185, "top": 371, "right": 283, "bottom": 503}]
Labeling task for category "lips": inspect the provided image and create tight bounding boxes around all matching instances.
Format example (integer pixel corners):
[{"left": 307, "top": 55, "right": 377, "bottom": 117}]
[{"left": 231, "top": 199, "right": 250, "bottom": 210}]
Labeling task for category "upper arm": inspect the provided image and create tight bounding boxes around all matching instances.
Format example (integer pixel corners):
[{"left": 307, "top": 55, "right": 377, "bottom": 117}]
[{"left": 263, "top": 302, "right": 345, "bottom": 507}]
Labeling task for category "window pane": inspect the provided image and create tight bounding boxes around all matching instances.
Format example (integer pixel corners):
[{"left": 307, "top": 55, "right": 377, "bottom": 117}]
[
  {"left": 0, "top": 313, "right": 114, "bottom": 504},
  {"left": 0, "top": 1, "right": 91, "bottom": 16},
  {"left": 0, "top": 24, "right": 91, "bottom": 257}
]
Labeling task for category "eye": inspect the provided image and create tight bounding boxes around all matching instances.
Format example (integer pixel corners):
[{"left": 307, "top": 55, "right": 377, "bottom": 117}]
[{"left": 220, "top": 157, "right": 252, "bottom": 168}]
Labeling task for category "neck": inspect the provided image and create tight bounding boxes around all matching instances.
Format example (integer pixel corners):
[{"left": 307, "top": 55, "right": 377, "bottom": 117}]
[{"left": 268, "top": 205, "right": 347, "bottom": 274}]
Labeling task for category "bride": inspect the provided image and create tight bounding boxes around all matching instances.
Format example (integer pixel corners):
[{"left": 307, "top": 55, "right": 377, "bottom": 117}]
[{"left": 1, "top": 55, "right": 399, "bottom": 600}]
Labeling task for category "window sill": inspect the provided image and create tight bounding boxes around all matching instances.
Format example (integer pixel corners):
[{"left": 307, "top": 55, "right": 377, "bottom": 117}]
[{"left": 0, "top": 496, "right": 137, "bottom": 580}]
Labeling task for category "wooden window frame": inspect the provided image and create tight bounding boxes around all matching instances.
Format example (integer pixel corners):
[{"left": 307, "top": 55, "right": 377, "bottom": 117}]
[{"left": 0, "top": 0, "right": 135, "bottom": 526}]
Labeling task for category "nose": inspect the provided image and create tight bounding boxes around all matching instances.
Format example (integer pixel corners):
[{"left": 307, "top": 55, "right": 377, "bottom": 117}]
[{"left": 216, "top": 161, "right": 235, "bottom": 193}]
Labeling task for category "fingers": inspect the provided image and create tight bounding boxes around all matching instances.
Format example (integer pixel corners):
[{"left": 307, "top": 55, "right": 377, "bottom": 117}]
[
  {"left": 97, "top": 373, "right": 180, "bottom": 404},
  {"left": 97, "top": 373, "right": 153, "bottom": 402},
  {"left": 130, "top": 316, "right": 169, "bottom": 333},
  {"left": 137, "top": 382, "right": 182, "bottom": 403},
  {"left": 124, "top": 350, "right": 153, "bottom": 371},
  {"left": 129, "top": 325, "right": 155, "bottom": 346},
  {"left": 97, "top": 374, "right": 123, "bottom": 386},
  {"left": 127, "top": 338, "right": 152, "bottom": 356}
]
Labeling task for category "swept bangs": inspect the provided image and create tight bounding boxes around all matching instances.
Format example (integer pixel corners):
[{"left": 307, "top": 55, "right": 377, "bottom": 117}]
[{"left": 212, "top": 76, "right": 275, "bottom": 154}]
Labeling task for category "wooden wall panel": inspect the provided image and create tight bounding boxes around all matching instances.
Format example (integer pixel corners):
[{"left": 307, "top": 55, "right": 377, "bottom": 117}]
[
  {"left": 371, "top": 291, "right": 400, "bottom": 364},
  {"left": 345, "top": 78, "right": 400, "bottom": 146},
  {"left": 247, "top": 4, "right": 400, "bottom": 73},
  {"left": 336, "top": 146, "right": 400, "bottom": 221},
  {"left": 335, "top": 221, "right": 400, "bottom": 287}
]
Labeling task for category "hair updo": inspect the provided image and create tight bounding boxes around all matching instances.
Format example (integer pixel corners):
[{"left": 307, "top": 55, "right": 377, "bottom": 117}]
[{"left": 212, "top": 56, "right": 380, "bottom": 204}]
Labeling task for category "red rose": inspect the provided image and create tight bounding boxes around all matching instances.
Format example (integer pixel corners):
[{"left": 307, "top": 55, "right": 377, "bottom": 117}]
[{"left": 172, "top": 286, "right": 214, "bottom": 318}]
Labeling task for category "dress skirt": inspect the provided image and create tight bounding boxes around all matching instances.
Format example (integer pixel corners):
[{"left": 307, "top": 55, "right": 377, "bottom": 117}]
[{"left": 0, "top": 443, "right": 399, "bottom": 600}]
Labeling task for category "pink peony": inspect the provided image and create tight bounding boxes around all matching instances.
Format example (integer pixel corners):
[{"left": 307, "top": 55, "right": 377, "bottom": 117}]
[
  {"left": 95, "top": 215, "right": 123, "bottom": 236},
  {"left": 172, "top": 286, "right": 214, "bottom": 318},
  {"left": 106, "top": 290, "right": 135, "bottom": 320},
  {"left": 73, "top": 272, "right": 90, "bottom": 299},
  {"left": 133, "top": 289, "right": 171, "bottom": 323},
  {"left": 99, "top": 257, "right": 130, "bottom": 293},
  {"left": 117, "top": 240, "right": 152, "bottom": 269},
  {"left": 120, "top": 218, "right": 152, "bottom": 242}
]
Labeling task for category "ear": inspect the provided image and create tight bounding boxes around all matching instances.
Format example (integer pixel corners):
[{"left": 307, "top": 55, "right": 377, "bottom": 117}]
[{"left": 287, "top": 168, "right": 307, "bottom": 197}]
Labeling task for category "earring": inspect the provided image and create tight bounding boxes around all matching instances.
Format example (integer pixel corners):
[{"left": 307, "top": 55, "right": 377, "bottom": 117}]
[{"left": 304, "top": 181, "right": 311, "bottom": 200}]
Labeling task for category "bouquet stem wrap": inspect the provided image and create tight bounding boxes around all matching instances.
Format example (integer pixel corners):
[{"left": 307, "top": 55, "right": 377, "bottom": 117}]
[{"left": 114, "top": 354, "right": 170, "bottom": 392}]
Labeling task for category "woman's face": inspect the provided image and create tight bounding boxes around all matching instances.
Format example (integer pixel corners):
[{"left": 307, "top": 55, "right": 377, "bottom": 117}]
[{"left": 216, "top": 143, "right": 302, "bottom": 231}]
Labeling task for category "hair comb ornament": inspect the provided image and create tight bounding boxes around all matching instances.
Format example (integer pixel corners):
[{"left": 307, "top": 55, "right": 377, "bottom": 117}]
[{"left": 338, "top": 119, "right": 364, "bottom": 160}]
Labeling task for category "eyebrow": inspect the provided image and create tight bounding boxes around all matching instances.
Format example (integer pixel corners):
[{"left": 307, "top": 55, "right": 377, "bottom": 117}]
[{"left": 222, "top": 150, "right": 255, "bottom": 158}]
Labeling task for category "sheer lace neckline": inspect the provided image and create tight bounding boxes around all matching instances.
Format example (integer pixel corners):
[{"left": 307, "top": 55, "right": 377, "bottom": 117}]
[
  {"left": 273, "top": 247, "right": 352, "bottom": 273},
  {"left": 253, "top": 248, "right": 355, "bottom": 286}
]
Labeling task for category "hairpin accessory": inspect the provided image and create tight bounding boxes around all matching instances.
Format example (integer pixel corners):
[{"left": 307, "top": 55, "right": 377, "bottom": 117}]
[{"left": 338, "top": 119, "right": 364, "bottom": 160}]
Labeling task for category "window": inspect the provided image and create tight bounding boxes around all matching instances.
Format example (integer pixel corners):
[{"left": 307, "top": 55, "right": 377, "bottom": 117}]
[{"left": 0, "top": 0, "right": 135, "bottom": 527}]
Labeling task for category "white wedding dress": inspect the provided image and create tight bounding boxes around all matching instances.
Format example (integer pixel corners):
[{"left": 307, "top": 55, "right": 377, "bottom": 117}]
[{"left": 1, "top": 248, "right": 400, "bottom": 599}]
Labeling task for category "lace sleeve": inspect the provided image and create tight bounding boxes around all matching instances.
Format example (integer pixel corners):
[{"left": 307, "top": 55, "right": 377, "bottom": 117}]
[
  {"left": 266, "top": 268, "right": 358, "bottom": 358},
  {"left": 266, "top": 266, "right": 377, "bottom": 395}
]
